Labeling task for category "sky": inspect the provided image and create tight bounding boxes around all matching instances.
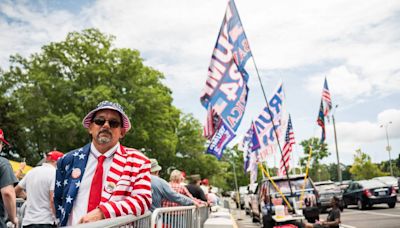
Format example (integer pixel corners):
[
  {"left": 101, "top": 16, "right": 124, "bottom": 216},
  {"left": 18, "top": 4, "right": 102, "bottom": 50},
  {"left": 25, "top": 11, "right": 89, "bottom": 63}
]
[{"left": 1, "top": 0, "right": 399, "bottom": 167}]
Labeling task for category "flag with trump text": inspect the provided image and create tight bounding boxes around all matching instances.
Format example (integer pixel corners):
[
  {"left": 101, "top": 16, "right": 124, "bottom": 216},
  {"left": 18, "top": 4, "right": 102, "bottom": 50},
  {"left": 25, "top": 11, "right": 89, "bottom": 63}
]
[
  {"left": 201, "top": 0, "right": 253, "bottom": 159},
  {"left": 253, "top": 82, "right": 286, "bottom": 161},
  {"left": 242, "top": 121, "right": 260, "bottom": 172},
  {"left": 279, "top": 114, "right": 295, "bottom": 176}
]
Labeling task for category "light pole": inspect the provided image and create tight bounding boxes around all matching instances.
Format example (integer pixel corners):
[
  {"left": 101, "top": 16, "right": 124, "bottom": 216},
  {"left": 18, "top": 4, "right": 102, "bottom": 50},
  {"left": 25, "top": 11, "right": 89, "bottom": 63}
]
[
  {"left": 332, "top": 104, "right": 342, "bottom": 182},
  {"left": 380, "top": 121, "right": 393, "bottom": 176},
  {"left": 231, "top": 162, "right": 242, "bottom": 220}
]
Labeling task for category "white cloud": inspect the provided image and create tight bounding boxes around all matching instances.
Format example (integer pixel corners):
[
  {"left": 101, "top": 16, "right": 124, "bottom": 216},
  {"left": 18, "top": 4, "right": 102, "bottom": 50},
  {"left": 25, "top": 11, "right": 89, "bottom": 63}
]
[
  {"left": 332, "top": 108, "right": 400, "bottom": 143},
  {"left": 306, "top": 66, "right": 373, "bottom": 101}
]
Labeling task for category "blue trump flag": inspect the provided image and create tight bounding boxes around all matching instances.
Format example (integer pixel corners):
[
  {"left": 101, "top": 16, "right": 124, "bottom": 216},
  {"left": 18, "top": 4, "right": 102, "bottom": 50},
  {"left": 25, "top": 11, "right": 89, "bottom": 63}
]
[{"left": 200, "top": 0, "right": 253, "bottom": 159}]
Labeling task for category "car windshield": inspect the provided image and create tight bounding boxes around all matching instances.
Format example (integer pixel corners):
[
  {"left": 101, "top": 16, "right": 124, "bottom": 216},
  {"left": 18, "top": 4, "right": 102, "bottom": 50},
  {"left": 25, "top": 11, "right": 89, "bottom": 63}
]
[
  {"left": 316, "top": 184, "right": 340, "bottom": 192},
  {"left": 359, "top": 180, "right": 386, "bottom": 189},
  {"left": 269, "top": 178, "right": 313, "bottom": 194}
]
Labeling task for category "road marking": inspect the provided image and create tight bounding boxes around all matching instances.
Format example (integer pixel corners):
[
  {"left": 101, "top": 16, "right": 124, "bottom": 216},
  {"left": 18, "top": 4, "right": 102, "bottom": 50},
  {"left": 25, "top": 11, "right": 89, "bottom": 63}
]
[
  {"left": 356, "top": 210, "right": 400, "bottom": 218},
  {"left": 340, "top": 224, "right": 357, "bottom": 228}
]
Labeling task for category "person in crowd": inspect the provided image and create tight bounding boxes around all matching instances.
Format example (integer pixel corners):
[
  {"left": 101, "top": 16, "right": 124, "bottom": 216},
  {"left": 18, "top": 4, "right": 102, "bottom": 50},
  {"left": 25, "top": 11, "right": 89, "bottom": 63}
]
[
  {"left": 206, "top": 187, "right": 219, "bottom": 206},
  {"left": 180, "top": 171, "right": 187, "bottom": 186},
  {"left": 150, "top": 159, "right": 198, "bottom": 211},
  {"left": 200, "top": 178, "right": 209, "bottom": 195},
  {"left": 186, "top": 175, "right": 208, "bottom": 202},
  {"left": 161, "top": 170, "right": 205, "bottom": 207},
  {"left": 54, "top": 101, "right": 151, "bottom": 226},
  {"left": 303, "top": 196, "right": 341, "bottom": 228},
  {"left": 0, "top": 129, "right": 18, "bottom": 228},
  {"left": 15, "top": 151, "right": 64, "bottom": 228},
  {"left": 14, "top": 161, "right": 26, "bottom": 180}
]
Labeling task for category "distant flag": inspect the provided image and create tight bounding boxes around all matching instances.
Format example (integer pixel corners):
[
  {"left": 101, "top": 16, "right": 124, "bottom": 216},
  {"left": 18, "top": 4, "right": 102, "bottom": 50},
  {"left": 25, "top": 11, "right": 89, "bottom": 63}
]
[
  {"left": 249, "top": 152, "right": 258, "bottom": 184},
  {"left": 317, "top": 100, "right": 326, "bottom": 143},
  {"left": 242, "top": 121, "right": 260, "bottom": 172},
  {"left": 279, "top": 115, "right": 295, "bottom": 176},
  {"left": 322, "top": 77, "right": 332, "bottom": 121},
  {"left": 200, "top": 0, "right": 253, "bottom": 159}
]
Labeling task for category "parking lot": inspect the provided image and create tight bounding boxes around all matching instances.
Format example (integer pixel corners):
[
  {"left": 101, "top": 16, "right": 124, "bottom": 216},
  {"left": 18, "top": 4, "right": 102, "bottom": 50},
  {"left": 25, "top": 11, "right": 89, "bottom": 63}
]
[{"left": 233, "top": 202, "right": 400, "bottom": 228}]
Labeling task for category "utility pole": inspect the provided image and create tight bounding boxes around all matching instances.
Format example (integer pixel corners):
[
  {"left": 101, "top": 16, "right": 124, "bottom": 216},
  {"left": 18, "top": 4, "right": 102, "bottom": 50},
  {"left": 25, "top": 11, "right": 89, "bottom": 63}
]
[
  {"left": 232, "top": 162, "right": 242, "bottom": 220},
  {"left": 332, "top": 105, "right": 342, "bottom": 182},
  {"left": 381, "top": 122, "right": 393, "bottom": 176}
]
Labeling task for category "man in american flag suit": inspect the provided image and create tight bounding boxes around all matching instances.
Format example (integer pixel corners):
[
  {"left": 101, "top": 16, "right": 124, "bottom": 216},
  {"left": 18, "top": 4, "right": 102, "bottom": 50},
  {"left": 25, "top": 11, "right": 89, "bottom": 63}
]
[{"left": 54, "top": 101, "right": 151, "bottom": 226}]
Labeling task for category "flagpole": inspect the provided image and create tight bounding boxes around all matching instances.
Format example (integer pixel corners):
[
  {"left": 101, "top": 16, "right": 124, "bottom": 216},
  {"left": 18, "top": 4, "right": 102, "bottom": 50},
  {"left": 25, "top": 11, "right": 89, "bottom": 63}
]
[
  {"left": 332, "top": 105, "right": 342, "bottom": 182},
  {"left": 232, "top": 0, "right": 293, "bottom": 195}
]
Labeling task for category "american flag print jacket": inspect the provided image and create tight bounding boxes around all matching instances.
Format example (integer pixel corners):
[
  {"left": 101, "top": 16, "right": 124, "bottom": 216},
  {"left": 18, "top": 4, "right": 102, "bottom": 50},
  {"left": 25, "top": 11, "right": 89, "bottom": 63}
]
[{"left": 54, "top": 143, "right": 151, "bottom": 226}]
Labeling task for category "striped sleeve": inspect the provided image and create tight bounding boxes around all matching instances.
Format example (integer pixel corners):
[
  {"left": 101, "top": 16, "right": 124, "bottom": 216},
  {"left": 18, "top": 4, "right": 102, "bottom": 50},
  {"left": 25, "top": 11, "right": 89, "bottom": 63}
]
[{"left": 99, "top": 151, "right": 152, "bottom": 218}]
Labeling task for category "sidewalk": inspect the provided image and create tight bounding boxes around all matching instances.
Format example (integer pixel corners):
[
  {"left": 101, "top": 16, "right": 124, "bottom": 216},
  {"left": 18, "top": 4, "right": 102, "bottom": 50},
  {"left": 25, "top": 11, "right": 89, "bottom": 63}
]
[{"left": 226, "top": 198, "right": 260, "bottom": 228}]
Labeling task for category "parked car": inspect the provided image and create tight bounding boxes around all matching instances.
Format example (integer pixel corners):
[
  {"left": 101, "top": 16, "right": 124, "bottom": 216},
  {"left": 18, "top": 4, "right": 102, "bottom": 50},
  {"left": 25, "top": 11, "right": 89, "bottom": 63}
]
[
  {"left": 250, "top": 175, "right": 320, "bottom": 227},
  {"left": 314, "top": 181, "right": 344, "bottom": 212},
  {"left": 343, "top": 179, "right": 397, "bottom": 210},
  {"left": 373, "top": 176, "right": 399, "bottom": 193},
  {"left": 335, "top": 180, "right": 351, "bottom": 193},
  {"left": 244, "top": 183, "right": 258, "bottom": 215},
  {"left": 233, "top": 186, "right": 248, "bottom": 209}
]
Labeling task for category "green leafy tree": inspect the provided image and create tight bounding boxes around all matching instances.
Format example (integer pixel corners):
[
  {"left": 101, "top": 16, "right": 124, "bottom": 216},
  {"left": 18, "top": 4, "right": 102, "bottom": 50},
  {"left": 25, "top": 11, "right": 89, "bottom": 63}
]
[
  {"left": 0, "top": 29, "right": 179, "bottom": 164},
  {"left": 299, "top": 137, "right": 330, "bottom": 181},
  {"left": 350, "top": 149, "right": 388, "bottom": 180}
]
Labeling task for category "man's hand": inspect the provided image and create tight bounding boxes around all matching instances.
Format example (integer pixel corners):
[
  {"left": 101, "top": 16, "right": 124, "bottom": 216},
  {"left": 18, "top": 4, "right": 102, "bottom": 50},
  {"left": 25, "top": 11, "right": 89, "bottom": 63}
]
[
  {"left": 78, "top": 208, "right": 105, "bottom": 224},
  {"left": 193, "top": 201, "right": 200, "bottom": 208}
]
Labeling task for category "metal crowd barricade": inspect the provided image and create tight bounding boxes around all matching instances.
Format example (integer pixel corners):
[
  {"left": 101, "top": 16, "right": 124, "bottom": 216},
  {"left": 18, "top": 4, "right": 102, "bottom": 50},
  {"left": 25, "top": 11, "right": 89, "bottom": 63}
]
[
  {"left": 150, "top": 205, "right": 209, "bottom": 228},
  {"left": 197, "top": 206, "right": 209, "bottom": 228},
  {"left": 71, "top": 211, "right": 152, "bottom": 228}
]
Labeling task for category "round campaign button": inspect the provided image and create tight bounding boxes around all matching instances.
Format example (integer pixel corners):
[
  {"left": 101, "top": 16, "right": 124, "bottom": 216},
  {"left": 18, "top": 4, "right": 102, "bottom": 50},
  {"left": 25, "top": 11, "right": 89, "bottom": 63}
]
[
  {"left": 71, "top": 168, "right": 81, "bottom": 179},
  {"left": 105, "top": 182, "right": 116, "bottom": 193}
]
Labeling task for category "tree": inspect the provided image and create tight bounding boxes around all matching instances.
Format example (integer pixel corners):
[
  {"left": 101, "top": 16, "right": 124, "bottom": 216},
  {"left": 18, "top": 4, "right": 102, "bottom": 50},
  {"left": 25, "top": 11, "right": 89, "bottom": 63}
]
[
  {"left": 0, "top": 29, "right": 180, "bottom": 165},
  {"left": 299, "top": 137, "right": 330, "bottom": 181},
  {"left": 350, "top": 149, "right": 388, "bottom": 180}
]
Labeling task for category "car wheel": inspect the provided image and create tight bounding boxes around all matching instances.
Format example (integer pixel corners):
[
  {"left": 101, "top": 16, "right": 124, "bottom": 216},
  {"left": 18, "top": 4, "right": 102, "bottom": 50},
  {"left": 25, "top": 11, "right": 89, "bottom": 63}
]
[
  {"left": 388, "top": 202, "right": 396, "bottom": 208},
  {"left": 357, "top": 199, "right": 366, "bottom": 210}
]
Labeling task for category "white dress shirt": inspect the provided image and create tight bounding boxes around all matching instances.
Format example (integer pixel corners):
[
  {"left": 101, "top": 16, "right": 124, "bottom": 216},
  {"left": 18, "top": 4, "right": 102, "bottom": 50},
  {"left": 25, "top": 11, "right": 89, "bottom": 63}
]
[{"left": 67, "top": 142, "right": 119, "bottom": 225}]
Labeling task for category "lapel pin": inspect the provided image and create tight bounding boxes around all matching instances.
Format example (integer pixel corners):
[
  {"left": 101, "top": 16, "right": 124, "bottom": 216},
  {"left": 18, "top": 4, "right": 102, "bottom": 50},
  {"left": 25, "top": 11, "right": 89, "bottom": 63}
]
[
  {"left": 71, "top": 168, "right": 81, "bottom": 179},
  {"left": 105, "top": 182, "right": 116, "bottom": 193}
]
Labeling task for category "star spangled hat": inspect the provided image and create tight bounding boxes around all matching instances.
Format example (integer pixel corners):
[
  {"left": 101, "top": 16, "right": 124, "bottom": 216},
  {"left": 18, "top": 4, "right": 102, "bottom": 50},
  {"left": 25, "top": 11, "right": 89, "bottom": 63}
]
[
  {"left": 0, "top": 129, "right": 10, "bottom": 146},
  {"left": 82, "top": 101, "right": 131, "bottom": 131}
]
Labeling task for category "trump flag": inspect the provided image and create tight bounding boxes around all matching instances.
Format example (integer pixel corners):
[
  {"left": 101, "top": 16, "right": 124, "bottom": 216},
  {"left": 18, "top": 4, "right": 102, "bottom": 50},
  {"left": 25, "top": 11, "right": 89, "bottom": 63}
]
[{"left": 201, "top": 0, "right": 253, "bottom": 159}]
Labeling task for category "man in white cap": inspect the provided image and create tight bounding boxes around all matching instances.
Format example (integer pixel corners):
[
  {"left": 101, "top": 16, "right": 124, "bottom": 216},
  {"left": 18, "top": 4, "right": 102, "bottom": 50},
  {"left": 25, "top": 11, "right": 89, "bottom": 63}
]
[
  {"left": 0, "top": 129, "right": 18, "bottom": 228},
  {"left": 54, "top": 101, "right": 152, "bottom": 226},
  {"left": 15, "top": 150, "right": 64, "bottom": 228}
]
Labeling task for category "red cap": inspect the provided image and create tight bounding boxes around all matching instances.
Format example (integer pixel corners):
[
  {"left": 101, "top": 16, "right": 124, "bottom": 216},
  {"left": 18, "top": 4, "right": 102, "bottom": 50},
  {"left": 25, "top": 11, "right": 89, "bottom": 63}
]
[
  {"left": 202, "top": 178, "right": 209, "bottom": 185},
  {"left": 46, "top": 151, "right": 64, "bottom": 161},
  {"left": 181, "top": 171, "right": 186, "bottom": 178},
  {"left": 0, "top": 129, "right": 10, "bottom": 146}
]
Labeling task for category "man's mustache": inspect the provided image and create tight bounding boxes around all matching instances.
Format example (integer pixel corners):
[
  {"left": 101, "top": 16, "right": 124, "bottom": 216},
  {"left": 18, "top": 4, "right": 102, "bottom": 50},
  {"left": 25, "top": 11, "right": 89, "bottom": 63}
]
[{"left": 98, "top": 129, "right": 112, "bottom": 137}]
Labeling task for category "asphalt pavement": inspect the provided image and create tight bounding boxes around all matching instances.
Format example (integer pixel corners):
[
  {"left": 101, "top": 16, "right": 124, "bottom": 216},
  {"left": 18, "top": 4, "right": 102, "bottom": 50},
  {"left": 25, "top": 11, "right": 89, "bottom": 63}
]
[{"left": 232, "top": 202, "right": 400, "bottom": 228}]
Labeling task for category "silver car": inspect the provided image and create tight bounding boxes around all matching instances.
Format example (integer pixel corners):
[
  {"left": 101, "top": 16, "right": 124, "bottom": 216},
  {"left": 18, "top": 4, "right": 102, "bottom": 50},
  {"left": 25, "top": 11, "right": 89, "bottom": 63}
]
[{"left": 315, "top": 181, "right": 344, "bottom": 212}]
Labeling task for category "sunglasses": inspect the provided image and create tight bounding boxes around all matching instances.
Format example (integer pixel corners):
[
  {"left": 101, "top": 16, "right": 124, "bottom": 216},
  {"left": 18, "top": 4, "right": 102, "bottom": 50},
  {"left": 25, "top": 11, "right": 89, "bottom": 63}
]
[{"left": 92, "top": 118, "right": 122, "bottom": 128}]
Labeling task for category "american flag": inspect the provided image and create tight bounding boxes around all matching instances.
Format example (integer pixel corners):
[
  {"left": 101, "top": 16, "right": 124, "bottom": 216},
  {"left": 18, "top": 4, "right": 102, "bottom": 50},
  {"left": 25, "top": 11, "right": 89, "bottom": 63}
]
[
  {"left": 322, "top": 77, "right": 332, "bottom": 117},
  {"left": 203, "top": 105, "right": 220, "bottom": 140},
  {"left": 279, "top": 115, "right": 295, "bottom": 176}
]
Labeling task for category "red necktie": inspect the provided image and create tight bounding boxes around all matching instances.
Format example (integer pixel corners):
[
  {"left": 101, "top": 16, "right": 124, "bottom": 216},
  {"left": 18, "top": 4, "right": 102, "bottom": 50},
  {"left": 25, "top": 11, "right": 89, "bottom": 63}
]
[{"left": 88, "top": 155, "right": 106, "bottom": 212}]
